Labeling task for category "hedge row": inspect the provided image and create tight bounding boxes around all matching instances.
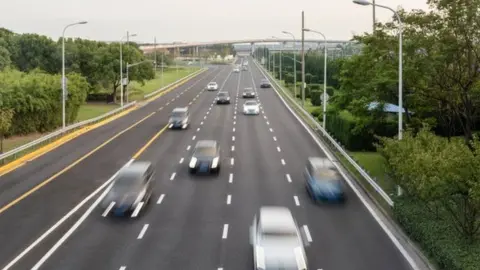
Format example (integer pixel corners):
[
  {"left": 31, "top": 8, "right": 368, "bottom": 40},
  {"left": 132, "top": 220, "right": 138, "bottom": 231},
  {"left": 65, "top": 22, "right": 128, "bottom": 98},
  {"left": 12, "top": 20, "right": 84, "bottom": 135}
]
[
  {"left": 326, "top": 110, "right": 397, "bottom": 151},
  {"left": 393, "top": 197, "right": 480, "bottom": 270},
  {"left": 0, "top": 69, "right": 88, "bottom": 136}
]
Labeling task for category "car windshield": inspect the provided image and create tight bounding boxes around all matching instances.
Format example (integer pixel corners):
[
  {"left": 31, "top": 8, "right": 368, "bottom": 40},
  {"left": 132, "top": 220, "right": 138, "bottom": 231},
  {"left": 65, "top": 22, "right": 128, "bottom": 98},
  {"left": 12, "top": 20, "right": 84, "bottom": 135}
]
[
  {"left": 111, "top": 174, "right": 143, "bottom": 193},
  {"left": 208, "top": 82, "right": 216, "bottom": 86},
  {"left": 194, "top": 146, "right": 216, "bottom": 157},
  {"left": 313, "top": 168, "right": 340, "bottom": 183},
  {"left": 171, "top": 111, "right": 186, "bottom": 118},
  {"left": 245, "top": 101, "right": 257, "bottom": 106},
  {"left": 218, "top": 92, "right": 228, "bottom": 97},
  {"left": 262, "top": 79, "right": 269, "bottom": 83},
  {"left": 245, "top": 89, "right": 253, "bottom": 92}
]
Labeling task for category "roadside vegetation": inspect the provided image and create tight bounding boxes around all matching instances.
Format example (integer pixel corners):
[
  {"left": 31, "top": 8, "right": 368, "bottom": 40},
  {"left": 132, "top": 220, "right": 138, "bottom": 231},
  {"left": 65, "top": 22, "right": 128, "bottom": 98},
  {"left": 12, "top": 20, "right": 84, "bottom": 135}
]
[
  {"left": 257, "top": 0, "right": 480, "bottom": 269},
  {"left": 0, "top": 28, "right": 200, "bottom": 155}
]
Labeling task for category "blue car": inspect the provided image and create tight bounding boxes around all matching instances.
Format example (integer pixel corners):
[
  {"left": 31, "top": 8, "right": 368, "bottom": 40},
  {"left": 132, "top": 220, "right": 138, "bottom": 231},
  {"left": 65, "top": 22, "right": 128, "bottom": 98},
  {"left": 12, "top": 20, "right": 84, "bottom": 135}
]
[{"left": 304, "top": 157, "right": 345, "bottom": 202}]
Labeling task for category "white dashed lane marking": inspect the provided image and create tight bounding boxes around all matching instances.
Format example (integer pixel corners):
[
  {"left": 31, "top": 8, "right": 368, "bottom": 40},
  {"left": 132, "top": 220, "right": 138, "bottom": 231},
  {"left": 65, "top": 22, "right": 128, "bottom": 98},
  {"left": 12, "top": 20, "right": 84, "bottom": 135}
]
[
  {"left": 232, "top": 136, "right": 235, "bottom": 141},
  {"left": 229, "top": 173, "right": 233, "bottom": 183},
  {"left": 226, "top": 195, "right": 231, "bottom": 205},
  {"left": 196, "top": 128, "right": 200, "bottom": 132},
  {"left": 294, "top": 196, "right": 300, "bottom": 206},
  {"left": 273, "top": 136, "right": 277, "bottom": 141},
  {"left": 231, "top": 158, "right": 234, "bottom": 165},
  {"left": 137, "top": 224, "right": 149, "bottom": 239},
  {"left": 269, "top": 128, "right": 273, "bottom": 132},
  {"left": 303, "top": 225, "right": 313, "bottom": 242},
  {"left": 232, "top": 127, "right": 235, "bottom": 132},
  {"left": 281, "top": 159, "right": 286, "bottom": 165},
  {"left": 200, "top": 121, "right": 204, "bottom": 125},
  {"left": 286, "top": 174, "right": 292, "bottom": 183},
  {"left": 233, "top": 121, "right": 236, "bottom": 125},
  {"left": 170, "top": 173, "right": 176, "bottom": 180},
  {"left": 222, "top": 224, "right": 229, "bottom": 239},
  {"left": 157, "top": 194, "right": 165, "bottom": 204},
  {"left": 204, "top": 116, "right": 207, "bottom": 120},
  {"left": 187, "top": 145, "right": 191, "bottom": 150},
  {"left": 231, "top": 145, "right": 235, "bottom": 151},
  {"left": 192, "top": 136, "right": 196, "bottom": 140},
  {"left": 277, "top": 147, "right": 281, "bottom": 152},
  {"left": 179, "top": 158, "right": 184, "bottom": 164}
]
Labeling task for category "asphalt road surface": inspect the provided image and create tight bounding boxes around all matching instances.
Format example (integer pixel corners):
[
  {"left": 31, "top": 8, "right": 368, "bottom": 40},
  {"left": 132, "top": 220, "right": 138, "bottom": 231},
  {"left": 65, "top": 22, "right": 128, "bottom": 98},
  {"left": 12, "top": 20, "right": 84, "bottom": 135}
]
[{"left": 0, "top": 58, "right": 415, "bottom": 270}]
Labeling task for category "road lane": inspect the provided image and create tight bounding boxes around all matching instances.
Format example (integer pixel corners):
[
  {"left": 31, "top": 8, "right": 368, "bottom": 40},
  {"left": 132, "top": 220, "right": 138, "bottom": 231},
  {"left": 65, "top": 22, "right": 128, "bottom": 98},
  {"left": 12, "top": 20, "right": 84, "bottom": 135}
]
[
  {"left": 0, "top": 65, "right": 229, "bottom": 270},
  {"left": 24, "top": 62, "right": 237, "bottom": 270},
  {"left": 248, "top": 57, "right": 413, "bottom": 270}
]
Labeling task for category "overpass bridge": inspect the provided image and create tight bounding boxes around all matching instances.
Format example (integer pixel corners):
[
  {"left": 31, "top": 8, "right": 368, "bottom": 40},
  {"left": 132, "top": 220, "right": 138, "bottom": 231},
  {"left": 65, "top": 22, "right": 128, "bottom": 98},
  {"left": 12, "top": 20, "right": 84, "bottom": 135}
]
[{"left": 139, "top": 38, "right": 351, "bottom": 53}]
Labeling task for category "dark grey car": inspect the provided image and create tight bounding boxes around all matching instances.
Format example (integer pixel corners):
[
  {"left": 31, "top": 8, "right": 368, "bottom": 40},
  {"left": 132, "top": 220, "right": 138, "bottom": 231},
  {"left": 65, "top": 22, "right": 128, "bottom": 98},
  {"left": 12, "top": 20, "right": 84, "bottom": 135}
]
[
  {"left": 242, "top": 88, "right": 256, "bottom": 98},
  {"left": 101, "top": 162, "right": 155, "bottom": 218},
  {"left": 216, "top": 91, "right": 231, "bottom": 104},
  {"left": 188, "top": 140, "right": 221, "bottom": 174},
  {"left": 168, "top": 107, "right": 190, "bottom": 129},
  {"left": 260, "top": 79, "right": 271, "bottom": 88}
]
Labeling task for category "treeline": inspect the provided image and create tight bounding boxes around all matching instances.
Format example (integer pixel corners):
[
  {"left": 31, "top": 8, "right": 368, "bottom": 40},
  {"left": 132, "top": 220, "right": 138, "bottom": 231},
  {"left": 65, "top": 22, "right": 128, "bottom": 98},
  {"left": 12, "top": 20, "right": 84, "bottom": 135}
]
[
  {"left": 260, "top": 1, "right": 480, "bottom": 269},
  {"left": 0, "top": 27, "right": 164, "bottom": 138}
]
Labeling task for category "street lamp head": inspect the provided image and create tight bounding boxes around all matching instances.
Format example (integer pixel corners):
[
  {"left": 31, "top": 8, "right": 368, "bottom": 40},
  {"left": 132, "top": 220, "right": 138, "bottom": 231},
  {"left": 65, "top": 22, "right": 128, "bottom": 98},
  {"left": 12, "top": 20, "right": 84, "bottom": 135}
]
[
  {"left": 353, "top": 0, "right": 371, "bottom": 6},
  {"left": 130, "top": 34, "right": 138, "bottom": 37},
  {"left": 303, "top": 28, "right": 311, "bottom": 32},
  {"left": 281, "top": 31, "right": 289, "bottom": 34},
  {"left": 78, "top": 21, "right": 88, "bottom": 24}
]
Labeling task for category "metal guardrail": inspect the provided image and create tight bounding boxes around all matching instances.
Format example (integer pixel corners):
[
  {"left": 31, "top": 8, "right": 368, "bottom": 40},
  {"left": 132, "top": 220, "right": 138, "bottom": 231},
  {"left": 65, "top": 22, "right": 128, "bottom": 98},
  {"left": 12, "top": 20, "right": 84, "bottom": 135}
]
[
  {"left": 0, "top": 67, "right": 207, "bottom": 165},
  {"left": 253, "top": 59, "right": 394, "bottom": 206},
  {"left": 143, "top": 68, "right": 206, "bottom": 99},
  {"left": 0, "top": 101, "right": 137, "bottom": 163}
]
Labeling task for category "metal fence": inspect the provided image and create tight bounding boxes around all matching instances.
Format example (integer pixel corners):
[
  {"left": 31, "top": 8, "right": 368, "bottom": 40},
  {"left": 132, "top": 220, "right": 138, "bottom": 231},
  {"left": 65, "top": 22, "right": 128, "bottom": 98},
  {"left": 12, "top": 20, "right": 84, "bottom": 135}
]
[
  {"left": 0, "top": 67, "right": 207, "bottom": 165},
  {"left": 253, "top": 59, "right": 394, "bottom": 207}
]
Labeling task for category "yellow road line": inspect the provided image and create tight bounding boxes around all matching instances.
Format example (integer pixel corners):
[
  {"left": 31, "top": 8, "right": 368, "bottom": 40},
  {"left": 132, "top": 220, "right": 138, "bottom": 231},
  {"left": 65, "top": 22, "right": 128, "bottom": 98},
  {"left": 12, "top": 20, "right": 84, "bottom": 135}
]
[
  {"left": 0, "top": 69, "right": 206, "bottom": 177},
  {"left": 132, "top": 125, "right": 169, "bottom": 159},
  {"left": 0, "top": 111, "right": 156, "bottom": 215}
]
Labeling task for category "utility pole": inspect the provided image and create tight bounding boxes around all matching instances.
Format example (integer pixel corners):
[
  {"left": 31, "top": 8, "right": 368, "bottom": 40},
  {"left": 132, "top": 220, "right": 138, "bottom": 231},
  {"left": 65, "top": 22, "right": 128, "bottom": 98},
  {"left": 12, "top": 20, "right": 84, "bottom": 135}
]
[
  {"left": 301, "top": 10, "right": 305, "bottom": 107},
  {"left": 126, "top": 31, "right": 129, "bottom": 104},
  {"left": 154, "top": 37, "right": 157, "bottom": 74},
  {"left": 373, "top": 0, "right": 376, "bottom": 32}
]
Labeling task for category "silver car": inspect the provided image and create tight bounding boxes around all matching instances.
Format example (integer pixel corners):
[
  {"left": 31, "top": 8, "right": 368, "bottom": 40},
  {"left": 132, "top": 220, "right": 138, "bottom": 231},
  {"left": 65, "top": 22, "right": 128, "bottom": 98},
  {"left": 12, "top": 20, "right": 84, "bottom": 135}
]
[{"left": 250, "top": 206, "right": 308, "bottom": 270}]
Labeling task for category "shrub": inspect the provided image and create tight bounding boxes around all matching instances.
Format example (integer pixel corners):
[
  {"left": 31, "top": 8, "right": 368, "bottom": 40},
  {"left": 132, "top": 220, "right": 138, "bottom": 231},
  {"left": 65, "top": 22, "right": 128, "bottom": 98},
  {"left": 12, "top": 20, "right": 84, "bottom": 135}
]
[
  {"left": 393, "top": 196, "right": 480, "bottom": 270},
  {"left": 310, "top": 107, "right": 322, "bottom": 117},
  {"left": 310, "top": 90, "right": 322, "bottom": 106}
]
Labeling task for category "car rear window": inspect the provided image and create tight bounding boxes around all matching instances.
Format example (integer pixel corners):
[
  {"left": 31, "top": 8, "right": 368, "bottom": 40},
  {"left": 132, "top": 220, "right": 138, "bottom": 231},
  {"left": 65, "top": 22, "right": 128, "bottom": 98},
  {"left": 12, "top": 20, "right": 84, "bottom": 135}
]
[
  {"left": 195, "top": 146, "right": 216, "bottom": 156},
  {"left": 218, "top": 92, "right": 228, "bottom": 96},
  {"left": 245, "top": 101, "right": 257, "bottom": 106},
  {"left": 171, "top": 111, "right": 186, "bottom": 118},
  {"left": 313, "top": 168, "right": 340, "bottom": 182}
]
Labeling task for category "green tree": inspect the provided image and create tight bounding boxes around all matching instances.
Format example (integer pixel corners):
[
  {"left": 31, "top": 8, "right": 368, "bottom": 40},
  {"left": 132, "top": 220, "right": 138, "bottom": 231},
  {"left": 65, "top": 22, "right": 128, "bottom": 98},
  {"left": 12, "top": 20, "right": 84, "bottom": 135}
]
[
  {"left": 0, "top": 45, "right": 11, "bottom": 70},
  {"left": 379, "top": 128, "right": 480, "bottom": 241},
  {"left": 0, "top": 108, "right": 14, "bottom": 154},
  {"left": 10, "top": 34, "right": 60, "bottom": 73}
]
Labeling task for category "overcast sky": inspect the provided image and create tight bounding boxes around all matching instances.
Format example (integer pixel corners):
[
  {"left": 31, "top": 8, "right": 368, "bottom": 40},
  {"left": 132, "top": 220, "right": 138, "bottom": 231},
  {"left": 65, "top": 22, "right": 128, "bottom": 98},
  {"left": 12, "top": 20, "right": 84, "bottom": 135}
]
[{"left": 1, "top": 0, "right": 429, "bottom": 43}]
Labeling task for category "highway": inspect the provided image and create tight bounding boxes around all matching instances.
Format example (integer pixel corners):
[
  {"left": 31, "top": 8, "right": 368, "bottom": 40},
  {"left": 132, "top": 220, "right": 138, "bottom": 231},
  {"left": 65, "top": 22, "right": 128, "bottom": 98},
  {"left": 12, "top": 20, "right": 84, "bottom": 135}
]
[{"left": 0, "top": 57, "right": 414, "bottom": 270}]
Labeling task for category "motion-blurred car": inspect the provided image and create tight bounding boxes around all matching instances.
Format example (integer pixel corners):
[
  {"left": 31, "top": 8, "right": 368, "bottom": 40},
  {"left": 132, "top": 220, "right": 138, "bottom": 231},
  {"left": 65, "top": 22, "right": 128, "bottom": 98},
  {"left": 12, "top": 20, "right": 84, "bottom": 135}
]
[
  {"left": 168, "top": 107, "right": 190, "bottom": 129},
  {"left": 206, "top": 82, "right": 218, "bottom": 91},
  {"left": 250, "top": 206, "right": 309, "bottom": 270},
  {"left": 233, "top": 66, "right": 240, "bottom": 73},
  {"left": 242, "top": 65, "right": 248, "bottom": 71},
  {"left": 189, "top": 140, "right": 221, "bottom": 174},
  {"left": 304, "top": 157, "right": 345, "bottom": 202},
  {"left": 242, "top": 88, "right": 256, "bottom": 98},
  {"left": 215, "top": 91, "right": 231, "bottom": 104},
  {"left": 101, "top": 162, "right": 155, "bottom": 217},
  {"left": 260, "top": 79, "right": 271, "bottom": 88},
  {"left": 243, "top": 100, "right": 260, "bottom": 115}
]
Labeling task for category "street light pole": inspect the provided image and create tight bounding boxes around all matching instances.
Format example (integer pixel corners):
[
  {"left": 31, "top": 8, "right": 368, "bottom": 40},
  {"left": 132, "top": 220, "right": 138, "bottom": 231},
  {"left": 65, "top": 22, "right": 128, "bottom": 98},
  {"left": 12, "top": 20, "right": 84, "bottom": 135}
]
[
  {"left": 301, "top": 11, "right": 305, "bottom": 107},
  {"left": 303, "top": 28, "right": 328, "bottom": 128},
  {"left": 119, "top": 32, "right": 137, "bottom": 107},
  {"left": 354, "top": 0, "right": 403, "bottom": 196},
  {"left": 61, "top": 21, "right": 87, "bottom": 129},
  {"left": 272, "top": 36, "right": 282, "bottom": 81},
  {"left": 282, "top": 31, "right": 297, "bottom": 98}
]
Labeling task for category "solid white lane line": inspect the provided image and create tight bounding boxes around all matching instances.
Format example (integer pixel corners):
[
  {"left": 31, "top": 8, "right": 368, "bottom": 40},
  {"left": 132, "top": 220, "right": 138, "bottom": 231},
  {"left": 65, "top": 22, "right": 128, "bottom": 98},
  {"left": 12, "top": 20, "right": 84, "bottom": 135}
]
[
  {"left": 192, "top": 135, "right": 196, "bottom": 140},
  {"left": 232, "top": 136, "right": 235, "bottom": 141},
  {"left": 231, "top": 145, "right": 235, "bottom": 151},
  {"left": 23, "top": 159, "right": 134, "bottom": 270},
  {"left": 222, "top": 224, "right": 229, "bottom": 239},
  {"left": 273, "top": 136, "right": 277, "bottom": 141},
  {"left": 119, "top": 267, "right": 126, "bottom": 270},
  {"left": 170, "top": 173, "right": 176, "bottom": 180},
  {"left": 226, "top": 195, "right": 231, "bottom": 205},
  {"left": 231, "top": 158, "right": 234, "bottom": 165},
  {"left": 196, "top": 128, "right": 200, "bottom": 132},
  {"left": 229, "top": 173, "right": 233, "bottom": 183},
  {"left": 269, "top": 128, "right": 273, "bottom": 132},
  {"left": 303, "top": 225, "right": 313, "bottom": 242},
  {"left": 157, "top": 194, "right": 165, "bottom": 204},
  {"left": 277, "top": 146, "right": 281, "bottom": 152},
  {"left": 286, "top": 174, "right": 292, "bottom": 183},
  {"left": 232, "top": 127, "right": 236, "bottom": 132},
  {"left": 137, "top": 224, "right": 149, "bottom": 239},
  {"left": 102, "top": 202, "right": 115, "bottom": 217},
  {"left": 179, "top": 158, "right": 184, "bottom": 164},
  {"left": 281, "top": 159, "right": 286, "bottom": 165},
  {"left": 200, "top": 121, "right": 204, "bottom": 125},
  {"left": 187, "top": 145, "right": 191, "bottom": 150},
  {"left": 294, "top": 196, "right": 300, "bottom": 206}
]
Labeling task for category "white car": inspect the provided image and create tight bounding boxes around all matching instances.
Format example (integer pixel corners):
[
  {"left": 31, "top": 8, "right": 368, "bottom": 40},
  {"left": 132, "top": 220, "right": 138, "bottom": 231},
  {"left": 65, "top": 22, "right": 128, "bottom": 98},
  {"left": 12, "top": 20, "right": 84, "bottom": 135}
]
[
  {"left": 250, "top": 207, "right": 309, "bottom": 270},
  {"left": 207, "top": 82, "right": 218, "bottom": 91},
  {"left": 243, "top": 100, "right": 260, "bottom": 115}
]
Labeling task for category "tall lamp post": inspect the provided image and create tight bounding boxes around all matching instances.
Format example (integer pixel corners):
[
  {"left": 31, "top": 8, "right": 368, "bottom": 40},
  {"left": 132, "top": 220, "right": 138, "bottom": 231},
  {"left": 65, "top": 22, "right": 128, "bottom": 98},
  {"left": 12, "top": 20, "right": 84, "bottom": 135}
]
[
  {"left": 354, "top": 0, "right": 404, "bottom": 196},
  {"left": 272, "top": 36, "right": 283, "bottom": 81},
  {"left": 303, "top": 28, "right": 328, "bottom": 128},
  {"left": 119, "top": 32, "right": 137, "bottom": 107},
  {"left": 282, "top": 31, "right": 297, "bottom": 98},
  {"left": 61, "top": 21, "right": 87, "bottom": 129}
]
